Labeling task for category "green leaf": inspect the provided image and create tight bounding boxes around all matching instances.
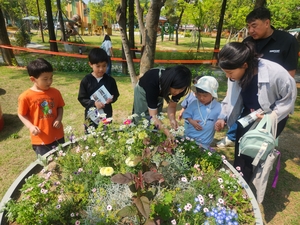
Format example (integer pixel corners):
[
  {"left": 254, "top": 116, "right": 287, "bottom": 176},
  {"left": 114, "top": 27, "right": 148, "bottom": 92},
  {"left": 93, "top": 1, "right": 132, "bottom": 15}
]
[{"left": 116, "top": 205, "right": 138, "bottom": 217}]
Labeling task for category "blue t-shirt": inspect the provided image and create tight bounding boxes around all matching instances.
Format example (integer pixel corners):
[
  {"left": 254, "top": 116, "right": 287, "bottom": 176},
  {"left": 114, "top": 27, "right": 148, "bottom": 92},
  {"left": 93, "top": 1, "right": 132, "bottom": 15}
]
[
  {"left": 181, "top": 92, "right": 197, "bottom": 108},
  {"left": 183, "top": 99, "right": 221, "bottom": 149}
]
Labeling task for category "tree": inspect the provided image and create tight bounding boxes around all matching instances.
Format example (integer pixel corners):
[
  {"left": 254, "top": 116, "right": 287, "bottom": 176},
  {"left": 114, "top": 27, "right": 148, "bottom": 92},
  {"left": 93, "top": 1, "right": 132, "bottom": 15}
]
[
  {"left": 45, "top": 0, "right": 58, "bottom": 51},
  {"left": 0, "top": 5, "right": 18, "bottom": 66},
  {"left": 138, "top": 0, "right": 166, "bottom": 75},
  {"left": 185, "top": 0, "right": 204, "bottom": 51},
  {"left": 116, "top": 0, "right": 138, "bottom": 88},
  {"left": 212, "top": 0, "right": 227, "bottom": 63}
]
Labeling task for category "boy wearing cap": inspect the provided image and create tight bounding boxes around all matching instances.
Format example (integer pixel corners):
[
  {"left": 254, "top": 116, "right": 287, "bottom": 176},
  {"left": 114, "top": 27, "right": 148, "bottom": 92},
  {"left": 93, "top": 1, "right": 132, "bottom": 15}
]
[{"left": 182, "top": 76, "right": 221, "bottom": 149}]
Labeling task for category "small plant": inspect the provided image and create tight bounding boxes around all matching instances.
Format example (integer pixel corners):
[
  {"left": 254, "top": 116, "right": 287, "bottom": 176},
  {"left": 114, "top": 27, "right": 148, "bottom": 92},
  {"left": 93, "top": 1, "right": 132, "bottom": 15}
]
[
  {"left": 10, "top": 133, "right": 19, "bottom": 139},
  {"left": 14, "top": 25, "right": 31, "bottom": 47}
]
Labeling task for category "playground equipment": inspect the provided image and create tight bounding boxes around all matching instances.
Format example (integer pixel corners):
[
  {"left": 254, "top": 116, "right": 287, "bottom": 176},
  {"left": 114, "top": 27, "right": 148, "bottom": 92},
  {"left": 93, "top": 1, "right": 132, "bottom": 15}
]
[
  {"left": 160, "top": 23, "right": 175, "bottom": 41},
  {"left": 55, "top": 12, "right": 86, "bottom": 53}
]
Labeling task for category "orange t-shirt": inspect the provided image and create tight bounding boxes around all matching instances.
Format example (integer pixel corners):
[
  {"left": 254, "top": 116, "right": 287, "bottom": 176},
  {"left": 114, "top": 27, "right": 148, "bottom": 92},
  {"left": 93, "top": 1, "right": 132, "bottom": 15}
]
[{"left": 18, "top": 88, "right": 65, "bottom": 145}]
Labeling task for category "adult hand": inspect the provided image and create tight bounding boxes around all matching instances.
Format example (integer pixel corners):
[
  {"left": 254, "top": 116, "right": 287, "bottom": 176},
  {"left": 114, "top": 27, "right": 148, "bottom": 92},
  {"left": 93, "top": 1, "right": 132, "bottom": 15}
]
[
  {"left": 170, "top": 119, "right": 178, "bottom": 130},
  {"left": 215, "top": 119, "right": 225, "bottom": 132}
]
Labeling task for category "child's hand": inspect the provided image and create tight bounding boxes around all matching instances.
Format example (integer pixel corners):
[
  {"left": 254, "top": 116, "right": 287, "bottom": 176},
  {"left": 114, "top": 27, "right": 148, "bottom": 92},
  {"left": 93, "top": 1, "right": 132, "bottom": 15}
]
[
  {"left": 30, "top": 125, "right": 41, "bottom": 136},
  {"left": 191, "top": 119, "right": 202, "bottom": 130},
  {"left": 215, "top": 119, "right": 225, "bottom": 132},
  {"left": 105, "top": 95, "right": 114, "bottom": 104},
  {"left": 95, "top": 100, "right": 105, "bottom": 109},
  {"left": 106, "top": 97, "right": 113, "bottom": 104},
  {"left": 53, "top": 120, "right": 61, "bottom": 129},
  {"left": 178, "top": 113, "right": 183, "bottom": 121}
]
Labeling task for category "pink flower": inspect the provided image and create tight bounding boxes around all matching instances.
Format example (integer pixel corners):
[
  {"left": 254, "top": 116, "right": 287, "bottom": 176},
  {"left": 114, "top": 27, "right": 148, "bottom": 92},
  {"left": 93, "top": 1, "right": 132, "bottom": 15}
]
[
  {"left": 75, "top": 220, "right": 80, "bottom": 225},
  {"left": 123, "top": 119, "right": 132, "bottom": 125}
]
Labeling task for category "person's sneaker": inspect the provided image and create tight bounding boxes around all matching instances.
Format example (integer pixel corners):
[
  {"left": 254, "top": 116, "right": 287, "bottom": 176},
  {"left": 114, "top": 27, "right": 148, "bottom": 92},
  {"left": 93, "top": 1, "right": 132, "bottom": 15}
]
[{"left": 216, "top": 136, "right": 235, "bottom": 148}]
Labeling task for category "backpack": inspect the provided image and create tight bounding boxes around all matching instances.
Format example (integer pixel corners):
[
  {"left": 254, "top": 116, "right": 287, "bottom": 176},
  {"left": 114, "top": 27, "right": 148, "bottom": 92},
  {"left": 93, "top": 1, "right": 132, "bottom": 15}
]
[{"left": 238, "top": 111, "right": 278, "bottom": 166}]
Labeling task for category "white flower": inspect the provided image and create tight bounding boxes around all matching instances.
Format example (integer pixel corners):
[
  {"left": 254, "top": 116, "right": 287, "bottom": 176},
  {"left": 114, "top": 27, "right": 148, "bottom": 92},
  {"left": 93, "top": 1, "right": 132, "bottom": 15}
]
[
  {"left": 125, "top": 156, "right": 141, "bottom": 167},
  {"left": 181, "top": 177, "right": 188, "bottom": 182},
  {"left": 126, "top": 138, "right": 135, "bottom": 144}
]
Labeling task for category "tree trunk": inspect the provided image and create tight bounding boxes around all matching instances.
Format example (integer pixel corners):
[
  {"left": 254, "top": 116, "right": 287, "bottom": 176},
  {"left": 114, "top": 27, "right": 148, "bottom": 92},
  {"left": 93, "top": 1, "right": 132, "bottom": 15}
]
[
  {"left": 116, "top": 4, "right": 138, "bottom": 88},
  {"left": 212, "top": 0, "right": 227, "bottom": 65},
  {"left": 57, "top": 0, "right": 66, "bottom": 41},
  {"left": 175, "top": 9, "right": 184, "bottom": 46},
  {"left": 128, "top": 0, "right": 136, "bottom": 58},
  {"left": 254, "top": 0, "right": 266, "bottom": 8},
  {"left": 135, "top": 0, "right": 145, "bottom": 56},
  {"left": 45, "top": 0, "right": 58, "bottom": 52},
  {"left": 0, "top": 6, "right": 18, "bottom": 66},
  {"left": 139, "top": 0, "right": 166, "bottom": 76}
]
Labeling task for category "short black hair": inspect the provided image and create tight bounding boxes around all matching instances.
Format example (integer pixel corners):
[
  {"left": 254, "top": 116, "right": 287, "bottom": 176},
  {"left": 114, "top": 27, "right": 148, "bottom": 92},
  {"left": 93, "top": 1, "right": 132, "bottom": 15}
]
[
  {"left": 196, "top": 87, "right": 209, "bottom": 94},
  {"left": 88, "top": 48, "right": 108, "bottom": 64},
  {"left": 27, "top": 58, "right": 53, "bottom": 78},
  {"left": 246, "top": 7, "right": 271, "bottom": 23}
]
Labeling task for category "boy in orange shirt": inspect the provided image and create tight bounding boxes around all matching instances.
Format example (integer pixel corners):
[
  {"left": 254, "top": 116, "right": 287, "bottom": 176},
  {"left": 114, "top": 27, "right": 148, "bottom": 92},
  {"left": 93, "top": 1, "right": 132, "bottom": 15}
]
[{"left": 18, "top": 58, "right": 65, "bottom": 156}]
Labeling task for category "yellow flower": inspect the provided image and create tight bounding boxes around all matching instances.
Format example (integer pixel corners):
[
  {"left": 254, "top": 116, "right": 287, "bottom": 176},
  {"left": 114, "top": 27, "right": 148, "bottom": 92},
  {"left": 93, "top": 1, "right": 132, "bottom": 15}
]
[
  {"left": 138, "top": 131, "right": 148, "bottom": 140},
  {"left": 125, "top": 156, "right": 141, "bottom": 167},
  {"left": 99, "top": 167, "right": 114, "bottom": 176}
]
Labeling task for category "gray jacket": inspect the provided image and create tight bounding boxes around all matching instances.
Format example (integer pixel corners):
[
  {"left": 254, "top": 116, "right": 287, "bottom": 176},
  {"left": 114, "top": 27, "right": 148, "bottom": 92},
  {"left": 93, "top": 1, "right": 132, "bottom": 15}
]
[{"left": 218, "top": 58, "right": 297, "bottom": 126}]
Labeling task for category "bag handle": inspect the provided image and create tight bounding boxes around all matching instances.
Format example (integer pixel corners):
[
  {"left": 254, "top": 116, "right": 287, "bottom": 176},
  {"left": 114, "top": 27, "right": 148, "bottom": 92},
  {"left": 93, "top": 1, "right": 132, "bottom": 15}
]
[{"left": 254, "top": 111, "right": 278, "bottom": 138}]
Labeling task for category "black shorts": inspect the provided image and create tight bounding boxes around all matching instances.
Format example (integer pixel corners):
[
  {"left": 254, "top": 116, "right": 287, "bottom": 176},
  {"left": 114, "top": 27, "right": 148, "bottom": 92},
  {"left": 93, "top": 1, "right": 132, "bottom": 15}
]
[{"left": 32, "top": 137, "right": 65, "bottom": 156}]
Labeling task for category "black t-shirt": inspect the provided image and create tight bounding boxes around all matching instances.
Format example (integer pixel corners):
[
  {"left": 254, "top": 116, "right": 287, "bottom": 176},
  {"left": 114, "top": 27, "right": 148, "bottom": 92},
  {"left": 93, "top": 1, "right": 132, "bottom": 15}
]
[
  {"left": 138, "top": 68, "right": 185, "bottom": 109},
  {"left": 78, "top": 73, "right": 120, "bottom": 118},
  {"left": 241, "top": 74, "right": 260, "bottom": 111},
  {"left": 244, "top": 29, "right": 299, "bottom": 71}
]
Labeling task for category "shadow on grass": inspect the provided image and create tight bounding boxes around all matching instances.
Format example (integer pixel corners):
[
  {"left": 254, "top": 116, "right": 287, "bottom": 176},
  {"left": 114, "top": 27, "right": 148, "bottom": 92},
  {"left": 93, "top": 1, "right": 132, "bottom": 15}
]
[
  {"left": 0, "top": 114, "right": 23, "bottom": 142},
  {"left": 0, "top": 88, "right": 6, "bottom": 96},
  {"left": 262, "top": 159, "right": 300, "bottom": 223},
  {"left": 261, "top": 130, "right": 300, "bottom": 223}
]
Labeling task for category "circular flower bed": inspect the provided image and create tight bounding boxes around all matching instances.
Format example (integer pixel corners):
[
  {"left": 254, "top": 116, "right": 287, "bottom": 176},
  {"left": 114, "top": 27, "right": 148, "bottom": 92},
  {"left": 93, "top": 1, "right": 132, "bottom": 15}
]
[{"left": 3, "top": 115, "right": 257, "bottom": 225}]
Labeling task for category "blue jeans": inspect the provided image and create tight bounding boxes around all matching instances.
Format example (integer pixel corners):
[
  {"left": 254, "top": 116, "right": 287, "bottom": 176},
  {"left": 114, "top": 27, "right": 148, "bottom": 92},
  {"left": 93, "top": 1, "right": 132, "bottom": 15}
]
[
  {"left": 227, "top": 121, "right": 237, "bottom": 141},
  {"left": 106, "top": 56, "right": 112, "bottom": 76}
]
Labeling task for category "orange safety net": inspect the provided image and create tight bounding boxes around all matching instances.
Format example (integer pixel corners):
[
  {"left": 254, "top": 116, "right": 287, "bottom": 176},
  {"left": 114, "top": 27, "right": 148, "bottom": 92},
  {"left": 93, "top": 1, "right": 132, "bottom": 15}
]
[{"left": 0, "top": 44, "right": 218, "bottom": 64}]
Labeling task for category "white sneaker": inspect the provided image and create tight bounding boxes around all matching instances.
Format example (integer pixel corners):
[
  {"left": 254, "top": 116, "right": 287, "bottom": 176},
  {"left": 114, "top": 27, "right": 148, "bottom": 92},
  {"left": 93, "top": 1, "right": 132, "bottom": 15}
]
[{"left": 216, "top": 136, "right": 235, "bottom": 148}]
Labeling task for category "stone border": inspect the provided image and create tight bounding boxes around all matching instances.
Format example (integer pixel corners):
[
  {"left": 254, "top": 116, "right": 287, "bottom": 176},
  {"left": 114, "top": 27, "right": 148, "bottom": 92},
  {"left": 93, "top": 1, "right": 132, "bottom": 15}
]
[
  {"left": 223, "top": 160, "right": 263, "bottom": 224},
  {"left": 0, "top": 142, "right": 71, "bottom": 225}
]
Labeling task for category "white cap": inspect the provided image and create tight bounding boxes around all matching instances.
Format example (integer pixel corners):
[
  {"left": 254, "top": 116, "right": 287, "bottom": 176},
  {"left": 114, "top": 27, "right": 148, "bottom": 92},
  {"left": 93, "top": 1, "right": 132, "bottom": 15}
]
[{"left": 194, "top": 76, "right": 219, "bottom": 99}]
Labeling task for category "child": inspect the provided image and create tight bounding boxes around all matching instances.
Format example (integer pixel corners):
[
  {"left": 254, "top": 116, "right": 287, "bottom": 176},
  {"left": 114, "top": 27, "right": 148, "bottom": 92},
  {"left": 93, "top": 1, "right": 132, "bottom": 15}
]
[
  {"left": 100, "top": 35, "right": 114, "bottom": 76},
  {"left": 18, "top": 58, "right": 65, "bottom": 156},
  {"left": 178, "top": 75, "right": 202, "bottom": 121},
  {"left": 78, "top": 47, "right": 119, "bottom": 131},
  {"left": 183, "top": 76, "right": 221, "bottom": 149}
]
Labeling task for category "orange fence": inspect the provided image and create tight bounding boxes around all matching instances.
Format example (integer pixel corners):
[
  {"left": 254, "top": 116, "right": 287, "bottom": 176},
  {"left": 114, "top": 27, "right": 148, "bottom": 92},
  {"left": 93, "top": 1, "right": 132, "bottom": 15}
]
[{"left": 0, "top": 42, "right": 218, "bottom": 64}]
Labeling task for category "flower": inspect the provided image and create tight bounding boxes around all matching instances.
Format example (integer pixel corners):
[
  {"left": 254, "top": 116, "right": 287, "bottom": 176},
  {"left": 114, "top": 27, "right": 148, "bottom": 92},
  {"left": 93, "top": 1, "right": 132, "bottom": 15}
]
[
  {"left": 125, "top": 156, "right": 141, "bottom": 167},
  {"left": 100, "top": 167, "right": 114, "bottom": 176}
]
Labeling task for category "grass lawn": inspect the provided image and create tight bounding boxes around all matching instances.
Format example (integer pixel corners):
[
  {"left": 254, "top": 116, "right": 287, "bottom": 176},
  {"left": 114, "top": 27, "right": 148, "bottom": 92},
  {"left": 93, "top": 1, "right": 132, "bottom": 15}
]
[{"left": 1, "top": 30, "right": 300, "bottom": 224}]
